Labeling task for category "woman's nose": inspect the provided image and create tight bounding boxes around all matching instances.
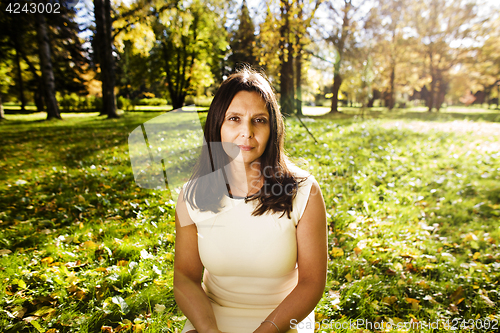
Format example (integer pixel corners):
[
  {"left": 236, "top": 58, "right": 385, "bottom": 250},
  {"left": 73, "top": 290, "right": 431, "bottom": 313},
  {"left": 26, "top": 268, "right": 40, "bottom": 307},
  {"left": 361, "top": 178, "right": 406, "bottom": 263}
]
[{"left": 241, "top": 121, "right": 254, "bottom": 138}]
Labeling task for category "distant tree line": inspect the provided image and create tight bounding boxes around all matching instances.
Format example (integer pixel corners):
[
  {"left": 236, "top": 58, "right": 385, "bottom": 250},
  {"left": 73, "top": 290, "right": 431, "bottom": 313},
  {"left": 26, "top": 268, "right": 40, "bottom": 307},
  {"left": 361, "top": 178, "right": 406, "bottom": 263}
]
[{"left": 0, "top": 0, "right": 499, "bottom": 121}]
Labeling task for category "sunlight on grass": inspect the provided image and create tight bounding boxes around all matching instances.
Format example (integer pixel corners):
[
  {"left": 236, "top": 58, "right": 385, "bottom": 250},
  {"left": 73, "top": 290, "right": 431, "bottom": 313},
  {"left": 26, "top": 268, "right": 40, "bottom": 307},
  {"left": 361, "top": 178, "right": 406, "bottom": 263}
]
[{"left": 0, "top": 111, "right": 499, "bottom": 332}]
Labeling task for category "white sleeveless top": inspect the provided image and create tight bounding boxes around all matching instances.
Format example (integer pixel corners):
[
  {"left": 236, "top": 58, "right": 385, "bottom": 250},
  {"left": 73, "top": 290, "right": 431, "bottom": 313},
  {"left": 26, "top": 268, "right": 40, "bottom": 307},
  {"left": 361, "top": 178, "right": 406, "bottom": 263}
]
[{"left": 181, "top": 168, "right": 316, "bottom": 333}]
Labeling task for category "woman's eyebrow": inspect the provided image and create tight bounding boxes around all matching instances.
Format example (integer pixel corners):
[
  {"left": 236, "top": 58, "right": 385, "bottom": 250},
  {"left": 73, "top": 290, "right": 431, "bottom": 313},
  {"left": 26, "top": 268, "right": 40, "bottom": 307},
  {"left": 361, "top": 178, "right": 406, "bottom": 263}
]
[
  {"left": 225, "top": 111, "right": 269, "bottom": 117},
  {"left": 253, "top": 112, "right": 269, "bottom": 117}
]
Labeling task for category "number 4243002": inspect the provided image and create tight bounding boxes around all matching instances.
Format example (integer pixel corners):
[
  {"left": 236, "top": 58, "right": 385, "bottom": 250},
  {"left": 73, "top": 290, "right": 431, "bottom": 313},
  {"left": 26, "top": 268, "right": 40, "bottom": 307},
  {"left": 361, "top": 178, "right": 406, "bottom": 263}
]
[{"left": 6, "top": 2, "right": 61, "bottom": 14}]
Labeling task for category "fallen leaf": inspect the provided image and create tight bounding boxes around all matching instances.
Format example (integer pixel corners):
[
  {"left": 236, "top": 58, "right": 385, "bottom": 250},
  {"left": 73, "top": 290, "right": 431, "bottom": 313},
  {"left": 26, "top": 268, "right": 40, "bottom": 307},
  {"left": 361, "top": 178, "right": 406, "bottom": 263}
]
[
  {"left": 330, "top": 247, "right": 344, "bottom": 257},
  {"left": 381, "top": 296, "right": 398, "bottom": 305},
  {"left": 154, "top": 304, "right": 166, "bottom": 313},
  {"left": 480, "top": 294, "right": 495, "bottom": 307},
  {"left": 101, "top": 326, "right": 114, "bottom": 333},
  {"left": 41, "top": 257, "right": 54, "bottom": 265},
  {"left": 82, "top": 240, "right": 98, "bottom": 249},
  {"left": 0, "top": 249, "right": 12, "bottom": 255},
  {"left": 450, "top": 286, "right": 464, "bottom": 303},
  {"left": 406, "top": 297, "right": 420, "bottom": 304},
  {"left": 423, "top": 295, "right": 438, "bottom": 304},
  {"left": 12, "top": 307, "right": 27, "bottom": 319},
  {"left": 32, "top": 305, "right": 56, "bottom": 317}
]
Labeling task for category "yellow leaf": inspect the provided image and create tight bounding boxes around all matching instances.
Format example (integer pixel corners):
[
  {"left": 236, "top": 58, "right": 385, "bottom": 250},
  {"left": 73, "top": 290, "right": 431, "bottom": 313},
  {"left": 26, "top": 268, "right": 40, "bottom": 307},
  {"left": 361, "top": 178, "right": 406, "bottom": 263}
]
[
  {"left": 330, "top": 247, "right": 344, "bottom": 257},
  {"left": 17, "top": 279, "right": 27, "bottom": 289},
  {"left": 117, "top": 260, "right": 128, "bottom": 267},
  {"left": 345, "top": 273, "right": 353, "bottom": 282},
  {"left": 450, "top": 286, "right": 464, "bottom": 303},
  {"left": 66, "top": 271, "right": 79, "bottom": 285},
  {"left": 41, "top": 257, "right": 54, "bottom": 265},
  {"left": 381, "top": 296, "right": 397, "bottom": 305},
  {"left": 473, "top": 252, "right": 480, "bottom": 260},
  {"left": 33, "top": 305, "right": 56, "bottom": 317},
  {"left": 463, "top": 232, "right": 478, "bottom": 242},
  {"left": 82, "top": 240, "right": 98, "bottom": 249},
  {"left": 133, "top": 323, "right": 145, "bottom": 332},
  {"left": 394, "top": 263, "right": 403, "bottom": 271},
  {"left": 75, "top": 289, "right": 86, "bottom": 301},
  {"left": 406, "top": 297, "right": 420, "bottom": 304}
]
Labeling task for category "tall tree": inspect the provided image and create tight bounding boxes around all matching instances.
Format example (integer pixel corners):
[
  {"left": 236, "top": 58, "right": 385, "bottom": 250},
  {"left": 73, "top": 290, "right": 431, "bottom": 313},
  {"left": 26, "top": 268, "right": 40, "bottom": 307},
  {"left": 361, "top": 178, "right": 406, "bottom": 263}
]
[
  {"left": 325, "top": 0, "right": 369, "bottom": 113},
  {"left": 0, "top": 60, "right": 11, "bottom": 120},
  {"left": 293, "top": 0, "right": 322, "bottom": 116},
  {"left": 35, "top": 11, "right": 61, "bottom": 119},
  {"left": 228, "top": 0, "right": 257, "bottom": 72},
  {"left": 412, "top": 0, "right": 481, "bottom": 112},
  {"left": 258, "top": 0, "right": 321, "bottom": 116},
  {"left": 368, "top": 0, "right": 409, "bottom": 110},
  {"left": 151, "top": 0, "right": 228, "bottom": 109},
  {"left": 94, "top": 0, "right": 118, "bottom": 118}
]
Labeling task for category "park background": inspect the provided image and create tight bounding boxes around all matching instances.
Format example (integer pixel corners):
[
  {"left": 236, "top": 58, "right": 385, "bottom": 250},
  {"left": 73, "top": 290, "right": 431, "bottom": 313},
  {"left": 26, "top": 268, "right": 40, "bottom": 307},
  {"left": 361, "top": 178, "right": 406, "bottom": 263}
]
[{"left": 1, "top": 0, "right": 500, "bottom": 332}]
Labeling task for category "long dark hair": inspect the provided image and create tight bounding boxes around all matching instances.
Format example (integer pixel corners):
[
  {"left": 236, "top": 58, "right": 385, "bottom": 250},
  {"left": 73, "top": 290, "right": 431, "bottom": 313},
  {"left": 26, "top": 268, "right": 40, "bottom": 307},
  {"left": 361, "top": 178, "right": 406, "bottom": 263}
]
[{"left": 184, "top": 67, "right": 304, "bottom": 218}]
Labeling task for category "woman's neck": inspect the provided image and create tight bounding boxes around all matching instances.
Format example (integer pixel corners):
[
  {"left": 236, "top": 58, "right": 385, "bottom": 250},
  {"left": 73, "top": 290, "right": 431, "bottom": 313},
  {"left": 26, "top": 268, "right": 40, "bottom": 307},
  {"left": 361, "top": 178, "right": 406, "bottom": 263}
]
[{"left": 225, "top": 160, "right": 263, "bottom": 196}]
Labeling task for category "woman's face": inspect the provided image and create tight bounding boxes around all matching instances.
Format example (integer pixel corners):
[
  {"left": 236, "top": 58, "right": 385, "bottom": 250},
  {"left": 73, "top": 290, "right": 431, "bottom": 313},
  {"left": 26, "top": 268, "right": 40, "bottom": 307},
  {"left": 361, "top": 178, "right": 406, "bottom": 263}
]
[{"left": 220, "top": 91, "right": 271, "bottom": 165}]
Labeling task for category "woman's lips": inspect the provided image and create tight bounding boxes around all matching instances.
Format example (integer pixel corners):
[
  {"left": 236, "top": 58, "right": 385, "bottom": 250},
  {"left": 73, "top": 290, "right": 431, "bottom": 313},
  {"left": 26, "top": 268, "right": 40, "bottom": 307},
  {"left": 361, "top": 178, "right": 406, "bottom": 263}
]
[{"left": 238, "top": 145, "right": 254, "bottom": 151}]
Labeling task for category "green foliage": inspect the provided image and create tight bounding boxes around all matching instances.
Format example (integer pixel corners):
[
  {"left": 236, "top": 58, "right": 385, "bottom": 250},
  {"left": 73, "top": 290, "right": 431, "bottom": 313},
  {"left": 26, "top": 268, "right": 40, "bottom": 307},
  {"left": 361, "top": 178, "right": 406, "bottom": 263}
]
[
  {"left": 117, "top": 96, "right": 134, "bottom": 111},
  {"left": 0, "top": 110, "right": 499, "bottom": 332},
  {"left": 134, "top": 98, "right": 169, "bottom": 107},
  {"left": 227, "top": 0, "right": 258, "bottom": 72}
]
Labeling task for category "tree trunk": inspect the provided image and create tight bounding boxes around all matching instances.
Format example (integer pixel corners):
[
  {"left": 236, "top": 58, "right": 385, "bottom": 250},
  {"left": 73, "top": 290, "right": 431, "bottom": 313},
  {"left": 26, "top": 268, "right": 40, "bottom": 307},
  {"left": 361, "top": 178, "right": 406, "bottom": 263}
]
[
  {"left": 295, "top": 47, "right": 303, "bottom": 116},
  {"left": 34, "top": 85, "right": 46, "bottom": 112},
  {"left": 94, "top": 0, "right": 118, "bottom": 118},
  {"left": 388, "top": 64, "right": 395, "bottom": 110},
  {"left": 436, "top": 77, "right": 447, "bottom": 112},
  {"left": 13, "top": 37, "right": 26, "bottom": 113},
  {"left": 35, "top": 13, "right": 61, "bottom": 120},
  {"left": 0, "top": 95, "right": 5, "bottom": 120},
  {"left": 330, "top": 71, "right": 342, "bottom": 113},
  {"left": 427, "top": 79, "right": 436, "bottom": 112},
  {"left": 279, "top": 0, "right": 294, "bottom": 117},
  {"left": 329, "top": 1, "right": 350, "bottom": 114}
]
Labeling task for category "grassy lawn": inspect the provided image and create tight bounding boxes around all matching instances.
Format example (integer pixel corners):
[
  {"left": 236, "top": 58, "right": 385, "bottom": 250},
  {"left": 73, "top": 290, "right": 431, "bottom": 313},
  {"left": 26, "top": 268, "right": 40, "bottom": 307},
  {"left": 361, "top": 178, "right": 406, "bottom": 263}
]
[{"left": 0, "top": 109, "right": 499, "bottom": 332}]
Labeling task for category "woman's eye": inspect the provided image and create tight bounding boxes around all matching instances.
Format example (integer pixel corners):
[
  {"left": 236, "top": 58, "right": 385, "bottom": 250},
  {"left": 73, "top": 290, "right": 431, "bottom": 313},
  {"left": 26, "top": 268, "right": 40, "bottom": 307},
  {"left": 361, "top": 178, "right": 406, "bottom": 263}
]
[
  {"left": 228, "top": 116, "right": 239, "bottom": 121},
  {"left": 255, "top": 118, "right": 267, "bottom": 123}
]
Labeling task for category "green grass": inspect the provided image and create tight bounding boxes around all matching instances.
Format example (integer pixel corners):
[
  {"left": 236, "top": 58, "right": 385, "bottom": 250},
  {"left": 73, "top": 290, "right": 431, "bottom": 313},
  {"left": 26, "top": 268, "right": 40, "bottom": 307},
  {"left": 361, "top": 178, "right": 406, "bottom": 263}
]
[{"left": 1, "top": 109, "right": 499, "bottom": 332}]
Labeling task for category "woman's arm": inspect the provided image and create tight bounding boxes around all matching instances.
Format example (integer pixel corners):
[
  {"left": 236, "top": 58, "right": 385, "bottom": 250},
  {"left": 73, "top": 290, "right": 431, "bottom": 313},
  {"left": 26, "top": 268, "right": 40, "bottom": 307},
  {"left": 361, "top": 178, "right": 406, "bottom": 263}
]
[
  {"left": 254, "top": 180, "right": 328, "bottom": 333},
  {"left": 174, "top": 190, "right": 222, "bottom": 333}
]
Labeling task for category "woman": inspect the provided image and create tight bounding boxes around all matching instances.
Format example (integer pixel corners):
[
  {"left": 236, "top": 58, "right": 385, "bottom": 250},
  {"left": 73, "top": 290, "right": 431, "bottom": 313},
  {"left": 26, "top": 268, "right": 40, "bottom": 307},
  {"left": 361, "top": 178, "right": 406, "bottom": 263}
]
[{"left": 174, "top": 68, "right": 327, "bottom": 333}]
